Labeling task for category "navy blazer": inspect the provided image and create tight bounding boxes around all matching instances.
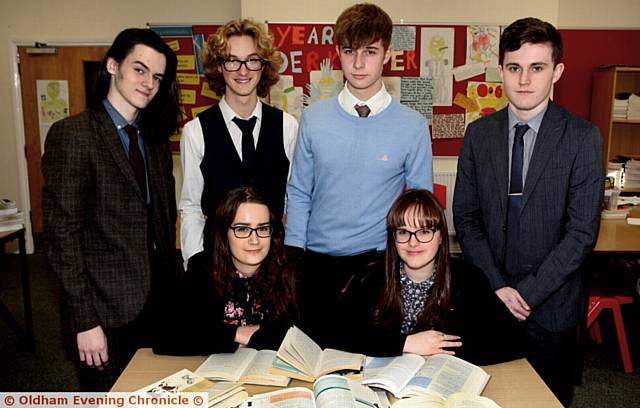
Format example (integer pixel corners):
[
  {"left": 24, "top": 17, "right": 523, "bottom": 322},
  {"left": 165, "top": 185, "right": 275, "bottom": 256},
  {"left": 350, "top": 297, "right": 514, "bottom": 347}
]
[{"left": 453, "top": 101, "right": 603, "bottom": 332}]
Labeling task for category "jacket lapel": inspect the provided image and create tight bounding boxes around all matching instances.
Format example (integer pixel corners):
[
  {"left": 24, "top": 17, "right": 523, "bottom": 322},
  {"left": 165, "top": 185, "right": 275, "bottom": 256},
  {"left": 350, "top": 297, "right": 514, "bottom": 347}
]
[
  {"left": 521, "top": 101, "right": 565, "bottom": 209},
  {"left": 489, "top": 109, "right": 511, "bottom": 218},
  {"left": 92, "top": 108, "right": 146, "bottom": 201}
]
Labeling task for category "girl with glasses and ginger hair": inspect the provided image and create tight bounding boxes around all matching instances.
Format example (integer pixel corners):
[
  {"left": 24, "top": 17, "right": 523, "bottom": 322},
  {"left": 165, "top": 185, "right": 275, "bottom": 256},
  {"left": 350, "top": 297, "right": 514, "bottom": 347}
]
[
  {"left": 153, "top": 187, "right": 297, "bottom": 355},
  {"left": 322, "top": 189, "right": 522, "bottom": 363}
]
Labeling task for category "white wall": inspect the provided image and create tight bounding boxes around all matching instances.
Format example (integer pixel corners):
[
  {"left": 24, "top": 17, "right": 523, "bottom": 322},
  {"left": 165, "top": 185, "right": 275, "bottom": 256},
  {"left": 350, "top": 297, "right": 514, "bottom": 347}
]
[{"left": 1, "top": 0, "right": 638, "bottom": 251}]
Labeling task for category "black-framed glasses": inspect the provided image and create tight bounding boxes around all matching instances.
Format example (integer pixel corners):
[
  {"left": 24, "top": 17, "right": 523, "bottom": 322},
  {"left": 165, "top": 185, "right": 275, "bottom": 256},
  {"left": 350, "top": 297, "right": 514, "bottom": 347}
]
[
  {"left": 221, "top": 58, "right": 264, "bottom": 72},
  {"left": 229, "top": 225, "right": 273, "bottom": 239},
  {"left": 393, "top": 228, "right": 437, "bottom": 244}
]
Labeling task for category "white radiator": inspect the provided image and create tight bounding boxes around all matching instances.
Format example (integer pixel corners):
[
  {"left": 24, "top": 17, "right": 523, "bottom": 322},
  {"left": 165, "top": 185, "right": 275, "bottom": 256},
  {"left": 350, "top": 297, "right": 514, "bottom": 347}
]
[{"left": 434, "top": 171, "right": 457, "bottom": 233}]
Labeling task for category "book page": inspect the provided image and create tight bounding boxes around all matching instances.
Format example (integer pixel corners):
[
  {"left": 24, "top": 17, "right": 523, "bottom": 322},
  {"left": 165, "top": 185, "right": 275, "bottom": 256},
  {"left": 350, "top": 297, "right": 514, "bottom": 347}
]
[
  {"left": 284, "top": 326, "right": 323, "bottom": 374},
  {"left": 315, "top": 349, "right": 365, "bottom": 377},
  {"left": 400, "top": 355, "right": 489, "bottom": 399},
  {"left": 313, "top": 375, "right": 356, "bottom": 408},
  {"left": 392, "top": 392, "right": 501, "bottom": 408},
  {"left": 361, "top": 354, "right": 425, "bottom": 396},
  {"left": 241, "top": 387, "right": 316, "bottom": 408},
  {"left": 241, "top": 350, "right": 290, "bottom": 386},
  {"left": 195, "top": 348, "right": 258, "bottom": 381},
  {"left": 283, "top": 326, "right": 322, "bottom": 374}
]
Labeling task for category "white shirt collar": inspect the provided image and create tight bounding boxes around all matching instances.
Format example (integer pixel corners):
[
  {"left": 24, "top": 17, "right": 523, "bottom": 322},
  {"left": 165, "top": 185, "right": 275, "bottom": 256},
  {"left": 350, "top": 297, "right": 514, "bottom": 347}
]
[
  {"left": 338, "top": 82, "right": 391, "bottom": 117},
  {"left": 219, "top": 96, "right": 263, "bottom": 126}
]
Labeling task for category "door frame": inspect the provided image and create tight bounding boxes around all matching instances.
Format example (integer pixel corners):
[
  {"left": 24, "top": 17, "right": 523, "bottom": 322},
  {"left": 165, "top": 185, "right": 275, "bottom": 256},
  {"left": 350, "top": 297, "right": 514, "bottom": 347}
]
[{"left": 10, "top": 40, "right": 109, "bottom": 253}]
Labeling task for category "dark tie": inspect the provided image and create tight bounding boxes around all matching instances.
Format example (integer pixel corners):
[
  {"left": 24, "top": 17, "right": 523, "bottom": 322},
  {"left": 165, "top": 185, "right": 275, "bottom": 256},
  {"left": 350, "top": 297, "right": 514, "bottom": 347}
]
[
  {"left": 355, "top": 104, "right": 371, "bottom": 117},
  {"left": 505, "top": 123, "right": 529, "bottom": 275},
  {"left": 124, "top": 124, "right": 147, "bottom": 198},
  {"left": 232, "top": 116, "right": 258, "bottom": 173}
]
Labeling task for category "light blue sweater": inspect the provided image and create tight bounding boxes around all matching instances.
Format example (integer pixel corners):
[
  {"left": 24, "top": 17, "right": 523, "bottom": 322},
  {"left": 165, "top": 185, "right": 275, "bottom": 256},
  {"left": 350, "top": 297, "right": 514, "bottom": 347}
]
[{"left": 285, "top": 97, "right": 433, "bottom": 255}]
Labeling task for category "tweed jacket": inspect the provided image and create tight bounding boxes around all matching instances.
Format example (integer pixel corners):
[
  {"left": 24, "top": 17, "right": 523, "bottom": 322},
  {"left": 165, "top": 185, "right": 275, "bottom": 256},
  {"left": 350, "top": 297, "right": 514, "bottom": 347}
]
[
  {"left": 42, "top": 106, "right": 179, "bottom": 334},
  {"left": 453, "top": 101, "right": 604, "bottom": 332}
]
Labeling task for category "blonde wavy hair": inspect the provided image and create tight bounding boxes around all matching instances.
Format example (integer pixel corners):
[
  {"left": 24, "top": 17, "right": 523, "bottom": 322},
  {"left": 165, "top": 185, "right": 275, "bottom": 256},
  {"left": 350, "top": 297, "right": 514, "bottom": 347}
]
[{"left": 204, "top": 19, "right": 283, "bottom": 98}]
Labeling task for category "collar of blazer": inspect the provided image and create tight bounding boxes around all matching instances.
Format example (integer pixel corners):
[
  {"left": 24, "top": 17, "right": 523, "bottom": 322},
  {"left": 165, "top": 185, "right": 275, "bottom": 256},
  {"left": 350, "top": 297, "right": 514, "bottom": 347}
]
[
  {"left": 488, "top": 100, "right": 567, "bottom": 215},
  {"left": 90, "top": 106, "right": 148, "bottom": 202}
]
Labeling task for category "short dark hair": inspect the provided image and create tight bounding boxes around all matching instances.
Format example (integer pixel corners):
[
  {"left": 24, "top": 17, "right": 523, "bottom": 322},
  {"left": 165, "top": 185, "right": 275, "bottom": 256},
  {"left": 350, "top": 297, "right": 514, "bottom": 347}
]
[
  {"left": 90, "top": 28, "right": 181, "bottom": 142},
  {"left": 499, "top": 17, "right": 563, "bottom": 66},
  {"left": 335, "top": 3, "right": 393, "bottom": 50},
  {"left": 203, "top": 19, "right": 282, "bottom": 99}
]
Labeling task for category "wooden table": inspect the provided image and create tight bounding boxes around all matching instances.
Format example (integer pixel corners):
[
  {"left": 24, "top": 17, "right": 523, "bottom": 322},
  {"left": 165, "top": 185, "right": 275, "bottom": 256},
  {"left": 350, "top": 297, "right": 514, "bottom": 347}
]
[
  {"left": 112, "top": 349, "right": 562, "bottom": 408},
  {"left": 595, "top": 207, "right": 640, "bottom": 252},
  {"left": 0, "top": 228, "right": 34, "bottom": 350}
]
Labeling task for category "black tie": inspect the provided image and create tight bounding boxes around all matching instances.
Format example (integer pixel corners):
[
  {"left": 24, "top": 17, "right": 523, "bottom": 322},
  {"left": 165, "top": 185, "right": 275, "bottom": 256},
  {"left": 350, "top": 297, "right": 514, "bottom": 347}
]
[
  {"left": 233, "top": 116, "right": 258, "bottom": 173},
  {"left": 505, "top": 123, "right": 529, "bottom": 275},
  {"left": 124, "top": 124, "right": 147, "bottom": 199},
  {"left": 355, "top": 104, "right": 371, "bottom": 117}
]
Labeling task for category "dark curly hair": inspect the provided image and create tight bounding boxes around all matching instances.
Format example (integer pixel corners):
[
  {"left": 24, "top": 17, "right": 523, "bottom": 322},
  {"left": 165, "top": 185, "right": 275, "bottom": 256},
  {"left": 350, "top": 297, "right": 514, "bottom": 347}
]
[{"left": 203, "top": 19, "right": 283, "bottom": 98}]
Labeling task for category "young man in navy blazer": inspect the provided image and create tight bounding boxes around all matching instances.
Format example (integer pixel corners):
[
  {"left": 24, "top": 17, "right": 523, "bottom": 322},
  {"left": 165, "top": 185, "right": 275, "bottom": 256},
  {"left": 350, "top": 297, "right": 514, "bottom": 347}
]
[{"left": 453, "top": 18, "right": 603, "bottom": 406}]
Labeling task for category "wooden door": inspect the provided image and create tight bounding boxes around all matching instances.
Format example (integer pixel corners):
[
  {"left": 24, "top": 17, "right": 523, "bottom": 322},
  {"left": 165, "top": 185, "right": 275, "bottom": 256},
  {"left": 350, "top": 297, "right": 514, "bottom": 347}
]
[{"left": 19, "top": 46, "right": 108, "bottom": 234}]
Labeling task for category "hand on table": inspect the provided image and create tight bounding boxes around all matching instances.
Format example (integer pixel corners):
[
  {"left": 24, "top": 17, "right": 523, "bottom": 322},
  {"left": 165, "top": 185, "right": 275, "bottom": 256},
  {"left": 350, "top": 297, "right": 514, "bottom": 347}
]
[{"left": 404, "top": 330, "right": 462, "bottom": 356}]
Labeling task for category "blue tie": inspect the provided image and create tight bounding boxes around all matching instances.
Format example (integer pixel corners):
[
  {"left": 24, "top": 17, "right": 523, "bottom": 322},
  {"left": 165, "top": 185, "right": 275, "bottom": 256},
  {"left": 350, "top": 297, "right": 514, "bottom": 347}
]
[{"left": 505, "top": 123, "right": 529, "bottom": 275}]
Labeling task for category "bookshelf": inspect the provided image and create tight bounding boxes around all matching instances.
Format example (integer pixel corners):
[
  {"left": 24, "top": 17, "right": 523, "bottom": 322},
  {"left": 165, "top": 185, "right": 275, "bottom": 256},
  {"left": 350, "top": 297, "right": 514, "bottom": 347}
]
[{"left": 590, "top": 66, "right": 640, "bottom": 163}]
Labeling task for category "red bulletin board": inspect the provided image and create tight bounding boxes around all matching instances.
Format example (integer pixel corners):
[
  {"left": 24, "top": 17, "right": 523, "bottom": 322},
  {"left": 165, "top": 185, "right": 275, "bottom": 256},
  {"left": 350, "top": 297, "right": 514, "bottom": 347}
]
[
  {"left": 155, "top": 23, "right": 504, "bottom": 156},
  {"left": 152, "top": 25, "right": 222, "bottom": 150},
  {"left": 269, "top": 23, "right": 490, "bottom": 156}
]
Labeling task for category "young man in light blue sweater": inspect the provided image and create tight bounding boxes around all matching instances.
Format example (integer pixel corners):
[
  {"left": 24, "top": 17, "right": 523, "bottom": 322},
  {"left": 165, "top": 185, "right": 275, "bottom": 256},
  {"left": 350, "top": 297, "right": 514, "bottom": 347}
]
[{"left": 285, "top": 3, "right": 433, "bottom": 349}]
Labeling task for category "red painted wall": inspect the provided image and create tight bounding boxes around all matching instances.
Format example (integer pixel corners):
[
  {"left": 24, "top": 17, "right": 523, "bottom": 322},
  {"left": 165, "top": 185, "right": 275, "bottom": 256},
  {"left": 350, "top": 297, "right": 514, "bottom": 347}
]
[{"left": 554, "top": 29, "right": 640, "bottom": 121}]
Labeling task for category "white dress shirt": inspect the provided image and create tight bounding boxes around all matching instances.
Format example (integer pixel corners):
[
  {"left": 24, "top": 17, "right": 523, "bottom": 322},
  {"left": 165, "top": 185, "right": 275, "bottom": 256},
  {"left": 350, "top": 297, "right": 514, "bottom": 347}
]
[
  {"left": 179, "top": 96, "right": 298, "bottom": 267},
  {"left": 338, "top": 82, "right": 392, "bottom": 117}
]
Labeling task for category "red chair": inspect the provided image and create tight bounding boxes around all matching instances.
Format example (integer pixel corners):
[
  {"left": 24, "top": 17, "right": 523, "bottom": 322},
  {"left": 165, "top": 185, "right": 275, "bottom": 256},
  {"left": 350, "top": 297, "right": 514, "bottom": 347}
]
[{"left": 587, "top": 287, "right": 634, "bottom": 374}]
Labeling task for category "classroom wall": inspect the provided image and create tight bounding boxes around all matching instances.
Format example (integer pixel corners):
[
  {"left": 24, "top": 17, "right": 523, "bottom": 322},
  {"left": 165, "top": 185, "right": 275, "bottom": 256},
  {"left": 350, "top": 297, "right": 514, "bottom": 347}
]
[
  {"left": 0, "top": 0, "right": 239, "bottom": 240},
  {"left": 1, "top": 0, "right": 639, "bottom": 248}
]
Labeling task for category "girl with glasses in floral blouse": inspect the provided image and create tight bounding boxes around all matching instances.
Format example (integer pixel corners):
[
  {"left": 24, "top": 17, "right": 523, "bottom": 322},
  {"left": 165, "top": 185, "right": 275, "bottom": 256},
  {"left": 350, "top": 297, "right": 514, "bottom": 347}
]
[{"left": 153, "top": 186, "right": 297, "bottom": 355}]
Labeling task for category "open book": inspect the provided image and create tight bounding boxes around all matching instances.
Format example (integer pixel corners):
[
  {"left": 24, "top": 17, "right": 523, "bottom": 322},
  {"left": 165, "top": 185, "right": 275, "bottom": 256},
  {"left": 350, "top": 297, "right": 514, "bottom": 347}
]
[
  {"left": 362, "top": 353, "right": 490, "bottom": 399},
  {"left": 269, "top": 326, "right": 366, "bottom": 382},
  {"left": 136, "top": 368, "right": 248, "bottom": 408},
  {"left": 392, "top": 392, "right": 502, "bottom": 408},
  {"left": 241, "top": 374, "right": 382, "bottom": 408},
  {"left": 195, "top": 348, "right": 290, "bottom": 387}
]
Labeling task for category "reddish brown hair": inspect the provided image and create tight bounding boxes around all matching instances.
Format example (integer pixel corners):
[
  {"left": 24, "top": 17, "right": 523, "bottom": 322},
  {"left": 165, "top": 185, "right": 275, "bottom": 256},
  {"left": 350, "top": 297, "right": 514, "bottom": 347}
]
[{"left": 335, "top": 3, "right": 393, "bottom": 50}]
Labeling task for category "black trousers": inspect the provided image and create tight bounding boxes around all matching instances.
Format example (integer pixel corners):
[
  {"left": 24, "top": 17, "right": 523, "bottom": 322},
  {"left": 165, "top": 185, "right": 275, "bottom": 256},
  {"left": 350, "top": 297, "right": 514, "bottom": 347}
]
[
  {"left": 296, "top": 249, "right": 384, "bottom": 350},
  {"left": 523, "top": 319, "right": 579, "bottom": 407}
]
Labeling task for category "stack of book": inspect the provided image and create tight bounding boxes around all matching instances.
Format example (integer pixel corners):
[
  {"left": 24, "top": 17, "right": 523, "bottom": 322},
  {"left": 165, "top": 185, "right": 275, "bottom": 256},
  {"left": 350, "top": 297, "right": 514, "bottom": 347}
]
[
  {"left": 0, "top": 199, "right": 24, "bottom": 232},
  {"left": 624, "top": 159, "right": 640, "bottom": 190},
  {"left": 614, "top": 97, "right": 629, "bottom": 119},
  {"left": 628, "top": 94, "right": 640, "bottom": 120}
]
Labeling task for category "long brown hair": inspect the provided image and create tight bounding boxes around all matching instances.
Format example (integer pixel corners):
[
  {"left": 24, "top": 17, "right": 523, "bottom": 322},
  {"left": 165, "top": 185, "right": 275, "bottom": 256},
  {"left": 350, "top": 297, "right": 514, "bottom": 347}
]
[
  {"left": 212, "top": 187, "right": 296, "bottom": 321},
  {"left": 374, "top": 189, "right": 452, "bottom": 331}
]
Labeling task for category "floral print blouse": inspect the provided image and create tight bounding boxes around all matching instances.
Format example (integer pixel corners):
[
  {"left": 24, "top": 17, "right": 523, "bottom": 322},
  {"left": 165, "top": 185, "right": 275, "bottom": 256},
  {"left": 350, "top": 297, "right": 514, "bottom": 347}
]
[
  {"left": 400, "top": 263, "right": 436, "bottom": 335},
  {"left": 223, "top": 271, "right": 264, "bottom": 326}
]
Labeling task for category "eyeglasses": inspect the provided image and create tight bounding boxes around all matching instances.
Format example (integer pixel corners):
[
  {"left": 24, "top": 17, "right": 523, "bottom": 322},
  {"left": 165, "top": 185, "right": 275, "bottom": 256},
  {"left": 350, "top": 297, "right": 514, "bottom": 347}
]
[
  {"left": 229, "top": 225, "right": 273, "bottom": 239},
  {"left": 221, "top": 58, "right": 264, "bottom": 72},
  {"left": 393, "top": 228, "right": 437, "bottom": 244}
]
